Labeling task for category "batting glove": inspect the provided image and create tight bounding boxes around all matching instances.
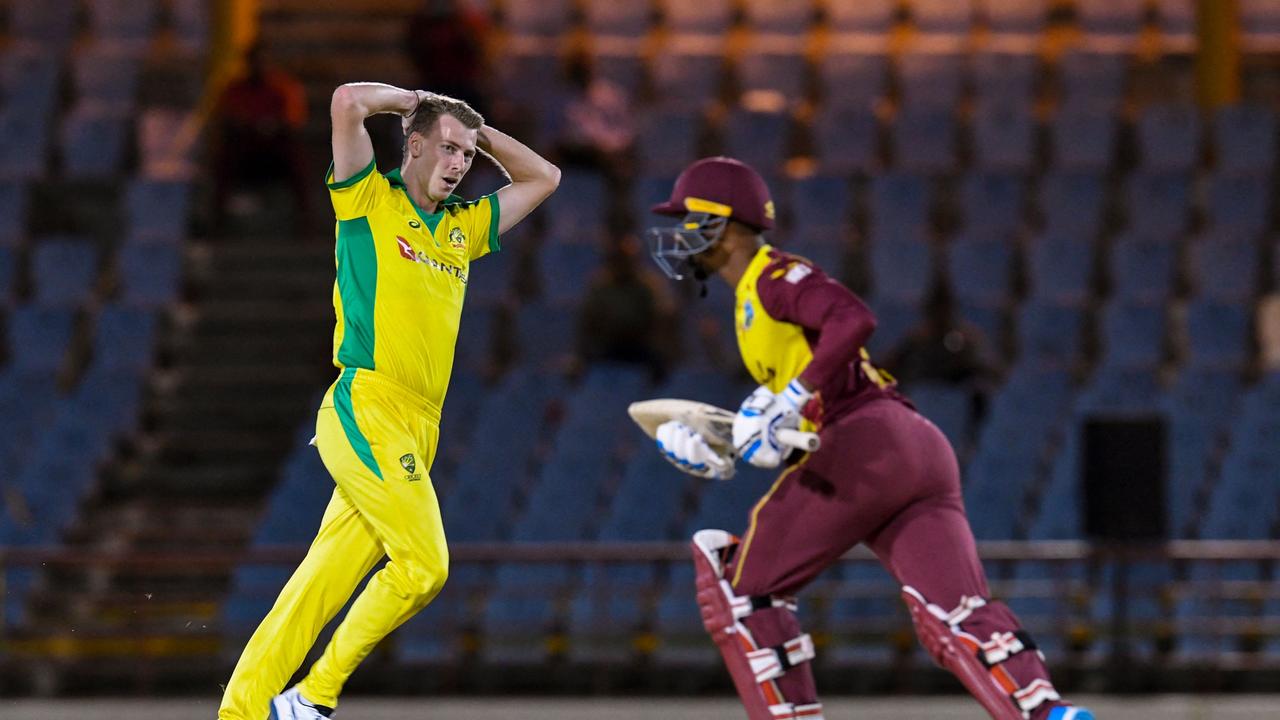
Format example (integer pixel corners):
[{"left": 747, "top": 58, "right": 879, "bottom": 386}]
[
  {"left": 732, "top": 380, "right": 812, "bottom": 469},
  {"left": 656, "top": 420, "right": 735, "bottom": 480}
]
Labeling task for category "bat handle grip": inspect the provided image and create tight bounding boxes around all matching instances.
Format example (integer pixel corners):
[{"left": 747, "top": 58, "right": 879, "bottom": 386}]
[{"left": 777, "top": 428, "right": 821, "bottom": 452}]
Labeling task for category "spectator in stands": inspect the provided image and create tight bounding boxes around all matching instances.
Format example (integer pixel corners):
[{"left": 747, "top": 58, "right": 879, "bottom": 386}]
[
  {"left": 883, "top": 282, "right": 1001, "bottom": 389},
  {"left": 553, "top": 51, "right": 636, "bottom": 188},
  {"left": 404, "top": 0, "right": 490, "bottom": 115},
  {"left": 575, "top": 234, "right": 676, "bottom": 382},
  {"left": 1260, "top": 293, "right": 1280, "bottom": 373},
  {"left": 210, "top": 41, "right": 310, "bottom": 232}
]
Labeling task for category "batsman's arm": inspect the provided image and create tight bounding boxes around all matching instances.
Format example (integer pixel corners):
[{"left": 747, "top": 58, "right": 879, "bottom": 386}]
[
  {"left": 477, "top": 124, "right": 561, "bottom": 234},
  {"left": 758, "top": 262, "right": 876, "bottom": 391},
  {"left": 329, "top": 83, "right": 421, "bottom": 182}
]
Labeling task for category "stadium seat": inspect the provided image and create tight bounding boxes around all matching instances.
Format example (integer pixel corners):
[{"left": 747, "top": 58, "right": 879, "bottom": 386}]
[
  {"left": 590, "top": 51, "right": 645, "bottom": 90},
  {"left": 735, "top": 51, "right": 807, "bottom": 98},
  {"left": 897, "top": 52, "right": 964, "bottom": 109},
  {"left": 1058, "top": 51, "right": 1128, "bottom": 107},
  {"left": 32, "top": 237, "right": 98, "bottom": 307},
  {"left": 864, "top": 298, "right": 920, "bottom": 358},
  {"left": 971, "top": 98, "right": 1036, "bottom": 172},
  {"left": 1240, "top": 0, "right": 1280, "bottom": 41},
  {"left": 1183, "top": 300, "right": 1252, "bottom": 369},
  {"left": 869, "top": 236, "right": 933, "bottom": 303},
  {"left": 1052, "top": 104, "right": 1119, "bottom": 170},
  {"left": 636, "top": 110, "right": 701, "bottom": 174},
  {"left": 818, "top": 53, "right": 888, "bottom": 108},
  {"left": 582, "top": 0, "right": 652, "bottom": 38},
  {"left": 1077, "top": 0, "right": 1146, "bottom": 38},
  {"left": 538, "top": 241, "right": 603, "bottom": 304},
  {"left": 811, "top": 104, "right": 879, "bottom": 173},
  {"left": 1027, "top": 233, "right": 1095, "bottom": 305},
  {"left": 59, "top": 106, "right": 129, "bottom": 180},
  {"left": 1124, "top": 172, "right": 1192, "bottom": 237},
  {"left": 87, "top": 0, "right": 158, "bottom": 44},
  {"left": 961, "top": 173, "right": 1026, "bottom": 235},
  {"left": 0, "top": 182, "right": 26, "bottom": 245},
  {"left": 543, "top": 171, "right": 608, "bottom": 239},
  {"left": 1187, "top": 236, "right": 1259, "bottom": 302},
  {"left": 741, "top": 0, "right": 813, "bottom": 36},
  {"left": 723, "top": 107, "right": 792, "bottom": 173},
  {"left": 663, "top": 0, "right": 734, "bottom": 35},
  {"left": 787, "top": 174, "right": 852, "bottom": 234},
  {"left": 0, "top": 50, "right": 62, "bottom": 119},
  {"left": 910, "top": 0, "right": 973, "bottom": 34},
  {"left": 1202, "top": 172, "right": 1270, "bottom": 238},
  {"left": 92, "top": 306, "right": 158, "bottom": 375},
  {"left": 71, "top": 47, "right": 141, "bottom": 110},
  {"left": 907, "top": 382, "right": 972, "bottom": 450},
  {"left": 869, "top": 173, "right": 930, "bottom": 236},
  {"left": 0, "top": 245, "right": 13, "bottom": 299},
  {"left": 826, "top": 0, "right": 896, "bottom": 35},
  {"left": 1213, "top": 104, "right": 1277, "bottom": 175},
  {"left": 892, "top": 106, "right": 956, "bottom": 173},
  {"left": 1016, "top": 301, "right": 1085, "bottom": 366},
  {"left": 1077, "top": 366, "right": 1162, "bottom": 414},
  {"left": 962, "top": 449, "right": 1038, "bottom": 540},
  {"left": 126, "top": 180, "right": 193, "bottom": 238},
  {"left": 0, "top": 108, "right": 52, "bottom": 179},
  {"left": 117, "top": 239, "right": 183, "bottom": 307},
  {"left": 1040, "top": 172, "right": 1107, "bottom": 238},
  {"left": 1138, "top": 103, "right": 1202, "bottom": 171},
  {"left": 503, "top": 0, "right": 574, "bottom": 38},
  {"left": 1100, "top": 301, "right": 1167, "bottom": 368},
  {"left": 1201, "top": 452, "right": 1280, "bottom": 538},
  {"left": 947, "top": 234, "right": 1014, "bottom": 305},
  {"left": 1157, "top": 0, "right": 1197, "bottom": 39},
  {"left": 983, "top": 0, "right": 1048, "bottom": 34},
  {"left": 9, "top": 0, "right": 77, "bottom": 46},
  {"left": 1110, "top": 233, "right": 1176, "bottom": 303},
  {"left": 971, "top": 51, "right": 1037, "bottom": 104}
]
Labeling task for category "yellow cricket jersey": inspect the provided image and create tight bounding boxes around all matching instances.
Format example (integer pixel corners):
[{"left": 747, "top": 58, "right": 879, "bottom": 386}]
[{"left": 326, "top": 158, "right": 500, "bottom": 420}]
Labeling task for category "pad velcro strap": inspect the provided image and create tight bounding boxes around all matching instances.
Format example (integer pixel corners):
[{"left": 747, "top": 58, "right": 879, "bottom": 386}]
[
  {"left": 977, "top": 629, "right": 1038, "bottom": 667},
  {"left": 769, "top": 703, "right": 825, "bottom": 720},
  {"left": 725, "top": 581, "right": 799, "bottom": 620},
  {"left": 746, "top": 633, "right": 815, "bottom": 682},
  {"left": 1013, "top": 678, "right": 1060, "bottom": 712}
]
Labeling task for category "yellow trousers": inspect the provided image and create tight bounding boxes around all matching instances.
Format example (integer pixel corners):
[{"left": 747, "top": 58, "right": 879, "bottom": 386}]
[{"left": 219, "top": 369, "right": 447, "bottom": 719}]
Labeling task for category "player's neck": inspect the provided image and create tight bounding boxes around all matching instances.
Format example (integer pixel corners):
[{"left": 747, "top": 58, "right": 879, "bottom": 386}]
[
  {"left": 403, "top": 172, "right": 440, "bottom": 214},
  {"left": 717, "top": 248, "right": 755, "bottom": 288}
]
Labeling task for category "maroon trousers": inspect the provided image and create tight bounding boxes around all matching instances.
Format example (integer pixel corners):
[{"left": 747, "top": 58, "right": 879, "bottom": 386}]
[{"left": 725, "top": 398, "right": 1062, "bottom": 718}]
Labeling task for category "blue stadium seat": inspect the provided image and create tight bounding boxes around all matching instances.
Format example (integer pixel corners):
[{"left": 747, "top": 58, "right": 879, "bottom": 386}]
[
  {"left": 1157, "top": 0, "right": 1197, "bottom": 38},
  {"left": 869, "top": 173, "right": 930, "bottom": 236},
  {"left": 1214, "top": 104, "right": 1276, "bottom": 175},
  {"left": 1027, "top": 233, "right": 1095, "bottom": 305},
  {"left": 126, "top": 180, "right": 192, "bottom": 238},
  {"left": 71, "top": 48, "right": 141, "bottom": 110},
  {"left": 92, "top": 306, "right": 157, "bottom": 374},
  {"left": 785, "top": 235, "right": 845, "bottom": 276},
  {"left": 1016, "top": 301, "right": 1084, "bottom": 367},
  {"left": 1110, "top": 233, "right": 1176, "bottom": 303},
  {"left": 651, "top": 49, "right": 724, "bottom": 105},
  {"left": 974, "top": 366, "right": 1072, "bottom": 459},
  {"left": 636, "top": 110, "right": 701, "bottom": 175},
  {"left": 787, "top": 174, "right": 852, "bottom": 234},
  {"left": 1058, "top": 51, "right": 1127, "bottom": 107},
  {"left": 589, "top": 51, "right": 645, "bottom": 89},
  {"left": 538, "top": 242, "right": 603, "bottom": 304},
  {"left": 632, "top": 173, "right": 679, "bottom": 225},
  {"left": 60, "top": 106, "right": 129, "bottom": 180},
  {"left": 1124, "top": 173, "right": 1192, "bottom": 237},
  {"left": 118, "top": 239, "right": 183, "bottom": 307},
  {"left": 971, "top": 51, "right": 1037, "bottom": 104},
  {"left": 818, "top": 52, "right": 888, "bottom": 108},
  {"left": 0, "top": 50, "right": 61, "bottom": 119},
  {"left": 1138, "top": 103, "right": 1202, "bottom": 171},
  {"left": 395, "top": 594, "right": 463, "bottom": 663},
  {"left": 665, "top": 0, "right": 733, "bottom": 35},
  {"left": 736, "top": 51, "right": 807, "bottom": 97},
  {"left": 0, "top": 245, "right": 13, "bottom": 300},
  {"left": 1241, "top": 0, "right": 1280, "bottom": 39},
  {"left": 962, "top": 449, "right": 1037, "bottom": 540},
  {"left": 983, "top": 0, "right": 1048, "bottom": 34},
  {"left": 812, "top": 105, "right": 879, "bottom": 174},
  {"left": 1188, "top": 237, "right": 1258, "bottom": 302},
  {"left": 948, "top": 234, "right": 1014, "bottom": 305},
  {"left": 1052, "top": 104, "right": 1118, "bottom": 170},
  {"left": 907, "top": 382, "right": 972, "bottom": 451},
  {"left": 1203, "top": 172, "right": 1270, "bottom": 237},
  {"left": 1165, "top": 414, "right": 1214, "bottom": 536},
  {"left": 961, "top": 173, "right": 1025, "bottom": 234},
  {"left": 543, "top": 172, "right": 607, "bottom": 239},
  {"left": 582, "top": 0, "right": 652, "bottom": 37},
  {"left": 0, "top": 108, "right": 52, "bottom": 179},
  {"left": 32, "top": 237, "right": 98, "bottom": 307},
  {"left": 9, "top": 0, "right": 77, "bottom": 45},
  {"left": 683, "top": 465, "right": 774, "bottom": 536},
  {"left": 723, "top": 108, "right": 791, "bottom": 173},
  {"left": 1040, "top": 172, "right": 1106, "bottom": 238},
  {"left": 1201, "top": 452, "right": 1280, "bottom": 538},
  {"left": 1184, "top": 300, "right": 1252, "bottom": 369},
  {"left": 893, "top": 106, "right": 956, "bottom": 173},
  {"left": 170, "top": 0, "right": 210, "bottom": 51},
  {"left": 864, "top": 299, "right": 919, "bottom": 358},
  {"left": 971, "top": 99, "right": 1035, "bottom": 172},
  {"left": 897, "top": 52, "right": 964, "bottom": 109},
  {"left": 869, "top": 236, "right": 932, "bottom": 303},
  {"left": 1077, "top": 366, "right": 1162, "bottom": 414},
  {"left": 0, "top": 182, "right": 28, "bottom": 245},
  {"left": 87, "top": 0, "right": 158, "bottom": 43},
  {"left": 1100, "top": 301, "right": 1167, "bottom": 368}
]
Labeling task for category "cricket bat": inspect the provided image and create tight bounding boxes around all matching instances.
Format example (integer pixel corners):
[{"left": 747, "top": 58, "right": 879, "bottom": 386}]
[{"left": 628, "top": 398, "right": 821, "bottom": 453}]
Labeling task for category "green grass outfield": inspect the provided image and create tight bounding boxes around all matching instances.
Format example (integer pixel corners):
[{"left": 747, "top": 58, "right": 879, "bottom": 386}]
[{"left": 4, "top": 696, "right": 1273, "bottom": 719}]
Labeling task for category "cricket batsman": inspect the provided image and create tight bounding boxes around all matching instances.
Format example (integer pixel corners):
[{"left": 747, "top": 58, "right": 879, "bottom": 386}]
[
  {"left": 646, "top": 157, "right": 1095, "bottom": 720},
  {"left": 218, "top": 85, "right": 559, "bottom": 719}
]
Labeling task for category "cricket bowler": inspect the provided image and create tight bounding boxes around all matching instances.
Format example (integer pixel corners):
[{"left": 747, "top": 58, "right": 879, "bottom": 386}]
[
  {"left": 646, "top": 157, "right": 1095, "bottom": 720},
  {"left": 218, "top": 86, "right": 559, "bottom": 719}
]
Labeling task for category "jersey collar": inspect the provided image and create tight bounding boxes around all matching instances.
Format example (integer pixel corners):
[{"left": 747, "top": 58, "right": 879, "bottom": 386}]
[
  {"left": 735, "top": 244, "right": 776, "bottom": 298},
  {"left": 385, "top": 167, "right": 465, "bottom": 233}
]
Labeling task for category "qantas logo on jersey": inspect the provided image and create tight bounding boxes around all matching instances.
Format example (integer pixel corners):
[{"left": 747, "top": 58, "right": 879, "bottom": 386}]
[{"left": 396, "top": 236, "right": 469, "bottom": 284}]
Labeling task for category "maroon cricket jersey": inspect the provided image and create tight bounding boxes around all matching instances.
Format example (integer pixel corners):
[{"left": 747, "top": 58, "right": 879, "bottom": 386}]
[{"left": 734, "top": 246, "right": 906, "bottom": 427}]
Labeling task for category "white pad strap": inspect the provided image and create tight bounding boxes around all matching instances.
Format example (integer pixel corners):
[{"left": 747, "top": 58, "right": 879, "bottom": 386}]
[
  {"left": 746, "top": 633, "right": 816, "bottom": 682},
  {"left": 725, "top": 579, "right": 799, "bottom": 620},
  {"left": 769, "top": 702, "right": 825, "bottom": 719},
  {"left": 1014, "top": 678, "right": 1061, "bottom": 712}
]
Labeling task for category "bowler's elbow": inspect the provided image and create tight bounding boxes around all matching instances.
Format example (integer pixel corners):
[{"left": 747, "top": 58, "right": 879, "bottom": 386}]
[
  {"left": 330, "top": 84, "right": 362, "bottom": 121},
  {"left": 542, "top": 161, "right": 562, "bottom": 194}
]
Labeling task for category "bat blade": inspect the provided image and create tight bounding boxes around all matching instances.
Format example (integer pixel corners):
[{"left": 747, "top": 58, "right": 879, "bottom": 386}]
[{"left": 628, "top": 398, "right": 820, "bottom": 452}]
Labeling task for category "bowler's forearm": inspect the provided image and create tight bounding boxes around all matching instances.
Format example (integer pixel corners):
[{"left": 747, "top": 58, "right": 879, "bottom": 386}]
[
  {"left": 331, "top": 83, "right": 418, "bottom": 122},
  {"left": 477, "top": 124, "right": 560, "bottom": 185}
]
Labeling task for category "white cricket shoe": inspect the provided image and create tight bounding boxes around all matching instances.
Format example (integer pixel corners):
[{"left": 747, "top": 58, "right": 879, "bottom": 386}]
[{"left": 268, "top": 686, "right": 333, "bottom": 719}]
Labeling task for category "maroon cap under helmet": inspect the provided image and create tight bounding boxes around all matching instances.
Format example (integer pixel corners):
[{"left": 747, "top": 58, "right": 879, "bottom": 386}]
[{"left": 651, "top": 156, "right": 776, "bottom": 231}]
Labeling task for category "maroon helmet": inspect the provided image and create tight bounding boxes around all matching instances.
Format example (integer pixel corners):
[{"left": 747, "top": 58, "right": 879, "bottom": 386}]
[{"left": 647, "top": 157, "right": 776, "bottom": 280}]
